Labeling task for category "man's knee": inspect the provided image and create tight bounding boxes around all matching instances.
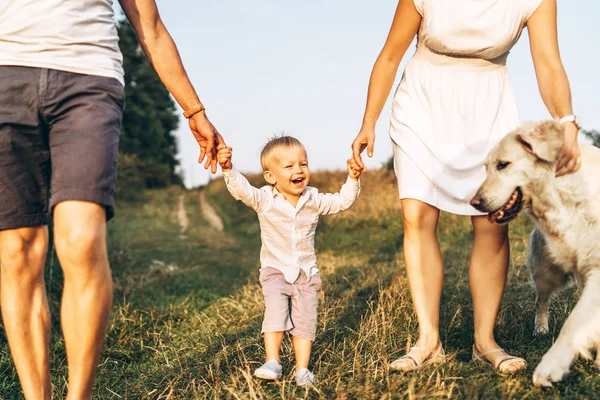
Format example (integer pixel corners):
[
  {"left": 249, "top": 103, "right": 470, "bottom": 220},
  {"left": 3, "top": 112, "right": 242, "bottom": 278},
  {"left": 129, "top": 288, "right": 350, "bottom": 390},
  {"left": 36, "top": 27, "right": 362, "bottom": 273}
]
[
  {"left": 55, "top": 226, "right": 107, "bottom": 269},
  {"left": 401, "top": 199, "right": 439, "bottom": 234},
  {"left": 0, "top": 227, "right": 48, "bottom": 281},
  {"left": 54, "top": 201, "right": 108, "bottom": 269}
]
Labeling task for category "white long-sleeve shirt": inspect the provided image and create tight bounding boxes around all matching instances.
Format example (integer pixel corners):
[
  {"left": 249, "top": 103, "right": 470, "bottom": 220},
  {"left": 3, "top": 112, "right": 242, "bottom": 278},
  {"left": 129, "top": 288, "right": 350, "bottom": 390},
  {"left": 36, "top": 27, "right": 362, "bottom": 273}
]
[{"left": 223, "top": 168, "right": 360, "bottom": 283}]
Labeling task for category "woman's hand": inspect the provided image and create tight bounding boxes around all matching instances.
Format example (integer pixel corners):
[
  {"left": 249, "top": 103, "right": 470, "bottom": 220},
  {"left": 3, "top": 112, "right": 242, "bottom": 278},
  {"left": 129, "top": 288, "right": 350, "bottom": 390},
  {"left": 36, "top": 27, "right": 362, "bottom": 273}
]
[
  {"left": 188, "top": 111, "right": 225, "bottom": 174},
  {"left": 351, "top": 126, "right": 376, "bottom": 171},
  {"left": 527, "top": 1, "right": 580, "bottom": 177},
  {"left": 347, "top": 158, "right": 363, "bottom": 181},
  {"left": 349, "top": 1, "right": 420, "bottom": 173},
  {"left": 556, "top": 122, "right": 581, "bottom": 177}
]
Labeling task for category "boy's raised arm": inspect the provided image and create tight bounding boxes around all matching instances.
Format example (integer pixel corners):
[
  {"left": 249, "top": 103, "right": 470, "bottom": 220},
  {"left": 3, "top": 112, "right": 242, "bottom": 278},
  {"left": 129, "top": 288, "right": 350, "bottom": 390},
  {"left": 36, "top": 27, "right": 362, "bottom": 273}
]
[
  {"left": 223, "top": 169, "right": 270, "bottom": 213},
  {"left": 218, "top": 144, "right": 269, "bottom": 213},
  {"left": 317, "top": 159, "right": 362, "bottom": 215},
  {"left": 316, "top": 176, "right": 361, "bottom": 216}
]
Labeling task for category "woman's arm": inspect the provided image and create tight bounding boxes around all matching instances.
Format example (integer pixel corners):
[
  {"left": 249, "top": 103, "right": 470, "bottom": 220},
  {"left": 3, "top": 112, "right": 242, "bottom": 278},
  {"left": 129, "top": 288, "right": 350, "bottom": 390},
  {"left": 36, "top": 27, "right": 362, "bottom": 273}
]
[
  {"left": 527, "top": 0, "right": 581, "bottom": 176},
  {"left": 119, "top": 0, "right": 224, "bottom": 172},
  {"left": 351, "top": 0, "right": 421, "bottom": 169}
]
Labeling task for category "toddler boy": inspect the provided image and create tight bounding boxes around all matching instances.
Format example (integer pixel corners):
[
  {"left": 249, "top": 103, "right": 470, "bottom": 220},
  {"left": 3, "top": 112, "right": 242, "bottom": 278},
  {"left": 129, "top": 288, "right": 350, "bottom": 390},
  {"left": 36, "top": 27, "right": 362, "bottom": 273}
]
[{"left": 216, "top": 136, "right": 362, "bottom": 386}]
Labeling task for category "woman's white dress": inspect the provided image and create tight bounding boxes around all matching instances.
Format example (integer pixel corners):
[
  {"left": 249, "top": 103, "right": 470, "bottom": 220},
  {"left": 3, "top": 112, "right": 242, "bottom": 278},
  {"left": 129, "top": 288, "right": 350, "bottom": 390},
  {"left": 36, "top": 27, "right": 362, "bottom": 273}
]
[{"left": 391, "top": 0, "right": 543, "bottom": 215}]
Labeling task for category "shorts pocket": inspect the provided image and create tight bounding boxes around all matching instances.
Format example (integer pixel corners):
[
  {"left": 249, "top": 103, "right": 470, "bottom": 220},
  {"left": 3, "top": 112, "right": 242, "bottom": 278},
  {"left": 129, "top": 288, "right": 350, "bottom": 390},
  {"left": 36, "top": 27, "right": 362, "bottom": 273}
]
[
  {"left": 259, "top": 267, "right": 284, "bottom": 288},
  {"left": 309, "top": 272, "right": 322, "bottom": 290}
]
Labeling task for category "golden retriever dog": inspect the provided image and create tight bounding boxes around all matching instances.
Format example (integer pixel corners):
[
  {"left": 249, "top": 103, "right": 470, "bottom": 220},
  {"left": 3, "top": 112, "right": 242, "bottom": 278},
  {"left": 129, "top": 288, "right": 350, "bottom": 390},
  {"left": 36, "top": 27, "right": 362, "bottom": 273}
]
[{"left": 470, "top": 120, "right": 600, "bottom": 387}]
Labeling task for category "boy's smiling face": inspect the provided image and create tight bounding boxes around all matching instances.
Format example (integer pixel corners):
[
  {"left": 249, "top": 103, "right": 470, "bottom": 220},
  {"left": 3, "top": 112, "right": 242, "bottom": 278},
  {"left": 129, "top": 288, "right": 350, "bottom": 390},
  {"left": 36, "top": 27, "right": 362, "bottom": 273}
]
[{"left": 263, "top": 146, "right": 310, "bottom": 203}]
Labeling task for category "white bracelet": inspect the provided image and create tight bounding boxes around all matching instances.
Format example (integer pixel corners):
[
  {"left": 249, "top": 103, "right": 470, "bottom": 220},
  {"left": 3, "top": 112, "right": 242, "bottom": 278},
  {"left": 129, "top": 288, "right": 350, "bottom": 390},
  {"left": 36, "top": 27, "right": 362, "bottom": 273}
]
[{"left": 558, "top": 115, "right": 581, "bottom": 130}]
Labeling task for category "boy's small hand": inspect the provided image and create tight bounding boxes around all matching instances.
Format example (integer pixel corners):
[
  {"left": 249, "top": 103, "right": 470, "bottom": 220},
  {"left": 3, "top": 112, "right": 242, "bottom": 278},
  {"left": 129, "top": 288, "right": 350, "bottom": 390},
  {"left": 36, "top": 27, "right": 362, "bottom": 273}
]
[
  {"left": 217, "top": 144, "right": 233, "bottom": 172},
  {"left": 347, "top": 158, "right": 363, "bottom": 180}
]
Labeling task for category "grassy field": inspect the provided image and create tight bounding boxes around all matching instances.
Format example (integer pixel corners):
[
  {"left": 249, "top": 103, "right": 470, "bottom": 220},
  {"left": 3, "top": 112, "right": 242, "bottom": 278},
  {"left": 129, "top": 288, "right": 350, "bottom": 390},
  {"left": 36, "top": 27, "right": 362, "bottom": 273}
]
[{"left": 1, "top": 168, "right": 599, "bottom": 399}]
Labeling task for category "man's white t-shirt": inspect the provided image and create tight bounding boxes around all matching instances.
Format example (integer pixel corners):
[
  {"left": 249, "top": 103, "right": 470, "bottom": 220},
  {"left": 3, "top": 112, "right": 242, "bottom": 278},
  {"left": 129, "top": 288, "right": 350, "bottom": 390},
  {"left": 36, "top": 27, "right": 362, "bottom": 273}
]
[{"left": 0, "top": 0, "right": 124, "bottom": 85}]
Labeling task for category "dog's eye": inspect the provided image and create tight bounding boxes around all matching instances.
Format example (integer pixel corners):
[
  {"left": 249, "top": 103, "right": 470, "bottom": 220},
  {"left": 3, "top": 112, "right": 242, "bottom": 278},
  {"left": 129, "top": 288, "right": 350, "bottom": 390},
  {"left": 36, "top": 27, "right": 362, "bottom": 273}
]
[{"left": 496, "top": 161, "right": 510, "bottom": 171}]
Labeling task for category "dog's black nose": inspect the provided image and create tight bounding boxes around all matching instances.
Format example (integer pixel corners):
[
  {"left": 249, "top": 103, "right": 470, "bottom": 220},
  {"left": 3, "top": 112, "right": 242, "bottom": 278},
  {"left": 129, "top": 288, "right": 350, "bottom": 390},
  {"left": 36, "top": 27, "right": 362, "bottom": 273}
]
[{"left": 470, "top": 196, "right": 486, "bottom": 212}]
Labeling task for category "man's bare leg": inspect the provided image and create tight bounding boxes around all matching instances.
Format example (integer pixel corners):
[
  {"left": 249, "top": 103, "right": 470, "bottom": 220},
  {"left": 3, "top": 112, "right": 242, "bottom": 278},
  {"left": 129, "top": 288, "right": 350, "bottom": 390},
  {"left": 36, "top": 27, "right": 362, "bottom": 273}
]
[
  {"left": 53, "top": 201, "right": 113, "bottom": 400},
  {"left": 0, "top": 227, "right": 51, "bottom": 400}
]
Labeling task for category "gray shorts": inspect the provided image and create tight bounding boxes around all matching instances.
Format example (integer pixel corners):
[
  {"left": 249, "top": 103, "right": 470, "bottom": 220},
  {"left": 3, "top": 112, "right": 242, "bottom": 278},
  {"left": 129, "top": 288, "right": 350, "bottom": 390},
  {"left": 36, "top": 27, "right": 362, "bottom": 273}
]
[
  {"left": 0, "top": 66, "right": 125, "bottom": 230},
  {"left": 259, "top": 267, "right": 322, "bottom": 341}
]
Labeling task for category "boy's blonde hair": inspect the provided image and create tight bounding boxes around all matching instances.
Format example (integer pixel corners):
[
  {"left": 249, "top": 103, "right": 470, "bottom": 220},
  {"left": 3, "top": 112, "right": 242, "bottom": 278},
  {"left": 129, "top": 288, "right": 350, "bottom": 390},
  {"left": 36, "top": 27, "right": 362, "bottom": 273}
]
[{"left": 260, "top": 135, "right": 306, "bottom": 171}]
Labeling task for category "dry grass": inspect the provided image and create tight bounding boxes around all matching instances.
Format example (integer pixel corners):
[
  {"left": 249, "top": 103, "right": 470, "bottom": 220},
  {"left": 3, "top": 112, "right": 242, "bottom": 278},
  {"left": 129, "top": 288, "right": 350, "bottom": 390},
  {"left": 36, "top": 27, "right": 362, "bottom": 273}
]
[{"left": 0, "top": 170, "right": 598, "bottom": 399}]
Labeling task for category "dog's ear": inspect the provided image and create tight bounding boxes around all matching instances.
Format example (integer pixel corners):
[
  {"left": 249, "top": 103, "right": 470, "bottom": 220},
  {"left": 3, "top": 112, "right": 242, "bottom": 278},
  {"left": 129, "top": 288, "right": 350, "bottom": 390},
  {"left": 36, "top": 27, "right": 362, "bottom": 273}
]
[{"left": 516, "top": 121, "right": 564, "bottom": 163}]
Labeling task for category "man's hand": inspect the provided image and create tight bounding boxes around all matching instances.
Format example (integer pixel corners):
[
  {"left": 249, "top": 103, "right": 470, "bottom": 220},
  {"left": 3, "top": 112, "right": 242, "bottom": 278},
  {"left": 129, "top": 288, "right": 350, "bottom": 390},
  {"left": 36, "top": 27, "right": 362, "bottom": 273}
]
[
  {"left": 556, "top": 122, "right": 581, "bottom": 177},
  {"left": 119, "top": 0, "right": 227, "bottom": 174},
  {"left": 347, "top": 158, "right": 363, "bottom": 181},
  {"left": 188, "top": 111, "right": 225, "bottom": 174},
  {"left": 351, "top": 127, "right": 375, "bottom": 171},
  {"left": 217, "top": 144, "right": 233, "bottom": 172}
]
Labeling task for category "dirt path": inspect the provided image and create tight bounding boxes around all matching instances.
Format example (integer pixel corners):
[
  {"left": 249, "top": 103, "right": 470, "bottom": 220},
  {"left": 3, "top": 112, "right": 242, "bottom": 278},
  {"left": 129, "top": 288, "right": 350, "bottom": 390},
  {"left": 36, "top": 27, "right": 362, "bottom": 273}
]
[
  {"left": 177, "top": 193, "right": 190, "bottom": 238},
  {"left": 200, "top": 191, "right": 224, "bottom": 232}
]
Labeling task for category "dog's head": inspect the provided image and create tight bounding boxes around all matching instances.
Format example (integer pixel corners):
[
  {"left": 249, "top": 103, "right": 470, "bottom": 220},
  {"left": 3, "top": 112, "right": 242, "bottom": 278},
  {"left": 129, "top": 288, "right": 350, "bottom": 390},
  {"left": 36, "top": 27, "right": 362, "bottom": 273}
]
[{"left": 470, "top": 121, "right": 564, "bottom": 224}]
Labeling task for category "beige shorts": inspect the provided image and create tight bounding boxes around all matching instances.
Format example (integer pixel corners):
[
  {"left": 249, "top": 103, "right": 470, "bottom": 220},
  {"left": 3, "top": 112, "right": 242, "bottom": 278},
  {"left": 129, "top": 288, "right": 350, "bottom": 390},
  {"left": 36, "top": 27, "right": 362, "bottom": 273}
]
[{"left": 259, "top": 267, "right": 321, "bottom": 341}]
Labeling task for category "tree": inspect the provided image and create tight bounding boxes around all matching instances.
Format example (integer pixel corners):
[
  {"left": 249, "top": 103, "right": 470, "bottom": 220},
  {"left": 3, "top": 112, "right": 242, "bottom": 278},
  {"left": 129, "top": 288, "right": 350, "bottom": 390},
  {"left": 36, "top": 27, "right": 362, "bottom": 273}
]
[
  {"left": 582, "top": 129, "right": 600, "bottom": 148},
  {"left": 117, "top": 20, "right": 182, "bottom": 188}
]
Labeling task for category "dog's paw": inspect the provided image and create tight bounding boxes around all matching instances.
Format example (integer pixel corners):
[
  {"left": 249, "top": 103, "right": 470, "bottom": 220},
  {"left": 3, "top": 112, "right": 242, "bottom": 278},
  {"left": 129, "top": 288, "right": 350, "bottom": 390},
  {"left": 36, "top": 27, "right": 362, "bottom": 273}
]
[
  {"left": 532, "top": 346, "right": 574, "bottom": 387},
  {"left": 534, "top": 324, "right": 549, "bottom": 336},
  {"left": 534, "top": 315, "right": 549, "bottom": 336}
]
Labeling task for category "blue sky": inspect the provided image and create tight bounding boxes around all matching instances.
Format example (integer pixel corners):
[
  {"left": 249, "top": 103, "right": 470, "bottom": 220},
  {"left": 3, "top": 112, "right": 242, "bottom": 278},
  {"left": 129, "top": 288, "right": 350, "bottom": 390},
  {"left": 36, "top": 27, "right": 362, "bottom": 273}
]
[{"left": 118, "top": 1, "right": 599, "bottom": 187}]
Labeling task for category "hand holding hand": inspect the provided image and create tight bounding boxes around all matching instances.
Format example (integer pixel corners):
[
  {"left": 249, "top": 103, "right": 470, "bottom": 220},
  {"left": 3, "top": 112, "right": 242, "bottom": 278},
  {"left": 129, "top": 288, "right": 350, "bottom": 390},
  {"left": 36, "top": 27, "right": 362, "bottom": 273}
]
[
  {"left": 556, "top": 122, "right": 582, "bottom": 177},
  {"left": 351, "top": 126, "right": 375, "bottom": 172},
  {"left": 347, "top": 158, "right": 363, "bottom": 181},
  {"left": 217, "top": 144, "right": 233, "bottom": 172},
  {"left": 188, "top": 111, "right": 225, "bottom": 174}
]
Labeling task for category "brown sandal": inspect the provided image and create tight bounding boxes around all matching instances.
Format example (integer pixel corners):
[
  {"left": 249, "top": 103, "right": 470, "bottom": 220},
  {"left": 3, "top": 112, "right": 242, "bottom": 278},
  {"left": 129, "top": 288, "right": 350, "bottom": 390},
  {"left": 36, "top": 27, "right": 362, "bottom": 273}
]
[
  {"left": 389, "top": 343, "right": 446, "bottom": 372},
  {"left": 472, "top": 345, "right": 527, "bottom": 373}
]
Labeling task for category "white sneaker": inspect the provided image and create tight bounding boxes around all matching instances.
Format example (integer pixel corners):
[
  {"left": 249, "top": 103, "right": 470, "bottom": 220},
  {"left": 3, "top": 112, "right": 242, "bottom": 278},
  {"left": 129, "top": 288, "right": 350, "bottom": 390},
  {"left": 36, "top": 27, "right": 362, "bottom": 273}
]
[
  {"left": 254, "top": 360, "right": 282, "bottom": 380},
  {"left": 295, "top": 368, "right": 316, "bottom": 386}
]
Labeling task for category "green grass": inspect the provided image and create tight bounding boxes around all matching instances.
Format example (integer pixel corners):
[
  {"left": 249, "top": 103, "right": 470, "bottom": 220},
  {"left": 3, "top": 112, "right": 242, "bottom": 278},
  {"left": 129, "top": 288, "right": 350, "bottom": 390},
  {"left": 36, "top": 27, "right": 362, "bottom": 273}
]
[{"left": 0, "top": 169, "right": 598, "bottom": 399}]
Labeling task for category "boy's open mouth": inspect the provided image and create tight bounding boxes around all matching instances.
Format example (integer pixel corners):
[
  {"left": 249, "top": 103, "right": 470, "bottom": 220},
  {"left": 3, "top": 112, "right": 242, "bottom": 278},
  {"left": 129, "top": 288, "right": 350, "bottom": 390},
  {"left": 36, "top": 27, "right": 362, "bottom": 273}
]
[
  {"left": 291, "top": 177, "right": 305, "bottom": 186},
  {"left": 487, "top": 188, "right": 523, "bottom": 224}
]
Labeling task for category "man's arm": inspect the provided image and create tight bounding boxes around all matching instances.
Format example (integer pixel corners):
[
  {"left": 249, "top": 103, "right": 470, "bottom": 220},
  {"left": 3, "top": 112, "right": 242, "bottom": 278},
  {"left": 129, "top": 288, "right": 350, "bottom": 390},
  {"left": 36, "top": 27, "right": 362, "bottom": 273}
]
[{"left": 119, "top": 0, "right": 223, "bottom": 172}]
